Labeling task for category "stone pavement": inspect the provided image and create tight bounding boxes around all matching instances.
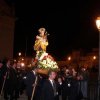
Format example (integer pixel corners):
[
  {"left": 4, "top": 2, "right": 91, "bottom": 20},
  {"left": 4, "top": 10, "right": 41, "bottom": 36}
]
[{"left": 0, "top": 91, "right": 27, "bottom": 100}]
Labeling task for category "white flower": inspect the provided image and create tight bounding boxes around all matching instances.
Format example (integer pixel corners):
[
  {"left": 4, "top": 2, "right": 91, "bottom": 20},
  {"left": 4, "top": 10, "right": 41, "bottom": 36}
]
[
  {"left": 42, "top": 60, "right": 46, "bottom": 64},
  {"left": 39, "top": 52, "right": 48, "bottom": 60},
  {"left": 36, "top": 51, "right": 58, "bottom": 69}
]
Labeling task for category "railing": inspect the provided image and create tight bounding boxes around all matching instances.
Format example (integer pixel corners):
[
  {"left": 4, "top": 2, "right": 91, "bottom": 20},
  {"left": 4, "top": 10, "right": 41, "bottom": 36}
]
[{"left": 88, "top": 80, "right": 99, "bottom": 100}]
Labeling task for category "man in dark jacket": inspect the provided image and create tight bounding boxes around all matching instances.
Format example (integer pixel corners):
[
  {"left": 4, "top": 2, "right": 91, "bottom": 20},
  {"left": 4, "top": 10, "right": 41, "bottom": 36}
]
[
  {"left": 41, "top": 70, "right": 58, "bottom": 100},
  {"left": 3, "top": 60, "right": 18, "bottom": 100},
  {"left": 3, "top": 59, "right": 11, "bottom": 100},
  {"left": 62, "top": 69, "right": 79, "bottom": 100},
  {"left": 25, "top": 66, "right": 40, "bottom": 100}
]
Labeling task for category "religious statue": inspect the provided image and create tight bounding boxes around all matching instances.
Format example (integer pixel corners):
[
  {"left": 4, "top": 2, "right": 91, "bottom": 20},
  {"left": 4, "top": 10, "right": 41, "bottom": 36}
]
[
  {"left": 33, "top": 27, "right": 58, "bottom": 73},
  {"left": 34, "top": 28, "right": 49, "bottom": 52}
]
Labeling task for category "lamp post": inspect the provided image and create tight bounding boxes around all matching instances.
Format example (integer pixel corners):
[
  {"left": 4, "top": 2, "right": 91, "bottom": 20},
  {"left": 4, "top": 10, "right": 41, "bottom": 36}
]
[
  {"left": 18, "top": 52, "right": 21, "bottom": 62},
  {"left": 96, "top": 17, "right": 100, "bottom": 79},
  {"left": 96, "top": 16, "right": 100, "bottom": 100},
  {"left": 92, "top": 56, "right": 97, "bottom": 69},
  {"left": 68, "top": 56, "right": 71, "bottom": 61},
  {"left": 93, "top": 56, "right": 96, "bottom": 60},
  {"left": 18, "top": 52, "right": 21, "bottom": 57},
  {"left": 96, "top": 17, "right": 100, "bottom": 32},
  {"left": 67, "top": 56, "right": 71, "bottom": 67}
]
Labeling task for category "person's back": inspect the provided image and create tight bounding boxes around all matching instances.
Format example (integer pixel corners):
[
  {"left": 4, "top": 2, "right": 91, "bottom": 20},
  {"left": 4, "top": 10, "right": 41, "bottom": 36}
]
[
  {"left": 25, "top": 67, "right": 41, "bottom": 100},
  {"left": 25, "top": 71, "right": 36, "bottom": 100}
]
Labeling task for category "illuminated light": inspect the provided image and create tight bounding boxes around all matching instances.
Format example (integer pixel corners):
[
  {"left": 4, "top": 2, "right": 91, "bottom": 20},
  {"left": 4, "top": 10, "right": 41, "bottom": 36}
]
[
  {"left": 21, "top": 63, "right": 25, "bottom": 67},
  {"left": 14, "top": 59, "right": 16, "bottom": 62},
  {"left": 22, "top": 58, "right": 24, "bottom": 61},
  {"left": 18, "top": 52, "right": 21, "bottom": 56},
  {"left": 96, "top": 17, "right": 100, "bottom": 31},
  {"left": 28, "top": 64, "right": 32, "bottom": 67},
  {"left": 93, "top": 56, "right": 96, "bottom": 60},
  {"left": 68, "top": 56, "right": 71, "bottom": 61}
]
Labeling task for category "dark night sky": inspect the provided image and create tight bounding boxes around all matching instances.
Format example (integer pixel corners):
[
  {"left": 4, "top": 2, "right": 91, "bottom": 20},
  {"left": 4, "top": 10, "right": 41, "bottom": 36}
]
[{"left": 6, "top": 0, "right": 99, "bottom": 60}]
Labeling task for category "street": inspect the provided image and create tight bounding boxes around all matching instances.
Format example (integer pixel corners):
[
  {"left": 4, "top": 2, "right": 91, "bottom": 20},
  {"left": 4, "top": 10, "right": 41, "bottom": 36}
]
[{"left": 0, "top": 91, "right": 27, "bottom": 100}]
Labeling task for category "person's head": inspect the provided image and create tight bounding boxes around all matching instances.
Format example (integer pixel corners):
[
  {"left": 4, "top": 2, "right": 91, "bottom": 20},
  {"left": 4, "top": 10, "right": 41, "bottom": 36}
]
[
  {"left": 58, "top": 77, "right": 62, "bottom": 83},
  {"left": 7, "top": 60, "right": 11, "bottom": 67},
  {"left": 81, "top": 67, "right": 86, "bottom": 72},
  {"left": 48, "top": 70, "right": 57, "bottom": 80},
  {"left": 2, "top": 58, "right": 8, "bottom": 65},
  {"left": 38, "top": 27, "right": 46, "bottom": 37},
  {"left": 12, "top": 62, "right": 17, "bottom": 69},
  {"left": 72, "top": 68, "right": 77, "bottom": 77},
  {"left": 17, "top": 62, "right": 21, "bottom": 69},
  {"left": 65, "top": 69, "right": 70, "bottom": 76}
]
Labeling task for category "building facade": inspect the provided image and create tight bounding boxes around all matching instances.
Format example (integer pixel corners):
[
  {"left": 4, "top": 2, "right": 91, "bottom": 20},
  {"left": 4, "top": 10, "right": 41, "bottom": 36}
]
[{"left": 0, "top": 0, "right": 15, "bottom": 59}]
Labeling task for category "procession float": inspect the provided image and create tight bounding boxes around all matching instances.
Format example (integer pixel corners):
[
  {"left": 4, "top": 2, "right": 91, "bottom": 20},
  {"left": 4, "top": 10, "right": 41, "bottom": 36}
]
[{"left": 33, "top": 28, "right": 58, "bottom": 74}]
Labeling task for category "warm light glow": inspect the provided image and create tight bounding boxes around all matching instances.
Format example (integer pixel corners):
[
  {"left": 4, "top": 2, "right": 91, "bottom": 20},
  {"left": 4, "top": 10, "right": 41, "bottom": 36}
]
[
  {"left": 21, "top": 63, "right": 25, "bottom": 67},
  {"left": 93, "top": 56, "right": 96, "bottom": 60},
  {"left": 18, "top": 52, "right": 21, "bottom": 56},
  {"left": 96, "top": 17, "right": 100, "bottom": 31},
  {"left": 22, "top": 58, "right": 24, "bottom": 61},
  {"left": 28, "top": 64, "right": 32, "bottom": 67},
  {"left": 14, "top": 59, "right": 16, "bottom": 62},
  {"left": 68, "top": 56, "right": 71, "bottom": 61}
]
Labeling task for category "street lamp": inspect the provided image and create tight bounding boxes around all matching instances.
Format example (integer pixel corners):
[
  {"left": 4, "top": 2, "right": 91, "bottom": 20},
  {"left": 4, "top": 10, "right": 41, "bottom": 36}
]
[
  {"left": 18, "top": 52, "right": 22, "bottom": 63},
  {"left": 96, "top": 16, "right": 100, "bottom": 100},
  {"left": 68, "top": 56, "right": 71, "bottom": 61},
  {"left": 96, "top": 17, "right": 100, "bottom": 32},
  {"left": 14, "top": 59, "right": 16, "bottom": 62},
  {"left": 96, "top": 17, "right": 100, "bottom": 80},
  {"left": 18, "top": 52, "right": 21, "bottom": 56},
  {"left": 22, "top": 58, "right": 24, "bottom": 61},
  {"left": 21, "top": 62, "right": 25, "bottom": 67},
  {"left": 93, "top": 56, "right": 96, "bottom": 60}
]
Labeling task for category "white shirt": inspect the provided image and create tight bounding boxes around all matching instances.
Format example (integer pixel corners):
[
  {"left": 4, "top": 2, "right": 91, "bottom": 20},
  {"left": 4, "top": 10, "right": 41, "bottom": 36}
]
[
  {"left": 32, "top": 70, "right": 36, "bottom": 75},
  {"left": 49, "top": 79, "right": 54, "bottom": 87},
  {"left": 49, "top": 79, "right": 58, "bottom": 96},
  {"left": 59, "top": 82, "right": 62, "bottom": 85}
]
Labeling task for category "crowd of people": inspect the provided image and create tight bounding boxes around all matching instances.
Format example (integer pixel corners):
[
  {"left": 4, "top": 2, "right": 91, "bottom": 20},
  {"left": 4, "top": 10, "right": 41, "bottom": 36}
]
[{"left": 0, "top": 58, "right": 89, "bottom": 100}]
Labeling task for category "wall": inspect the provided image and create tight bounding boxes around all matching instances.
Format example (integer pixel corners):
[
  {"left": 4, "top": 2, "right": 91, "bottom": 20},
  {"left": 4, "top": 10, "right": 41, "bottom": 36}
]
[
  {"left": 0, "top": 0, "right": 15, "bottom": 59},
  {"left": 0, "top": 16, "right": 14, "bottom": 59}
]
